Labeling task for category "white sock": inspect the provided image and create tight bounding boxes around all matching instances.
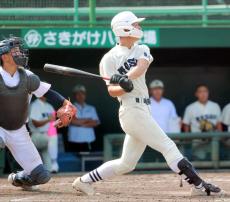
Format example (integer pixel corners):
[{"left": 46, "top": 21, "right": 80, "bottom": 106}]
[
  {"left": 168, "top": 157, "right": 184, "bottom": 173},
  {"left": 81, "top": 160, "right": 117, "bottom": 183},
  {"left": 81, "top": 169, "right": 103, "bottom": 183}
]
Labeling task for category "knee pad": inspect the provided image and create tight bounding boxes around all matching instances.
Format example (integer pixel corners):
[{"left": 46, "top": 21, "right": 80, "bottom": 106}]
[
  {"left": 115, "top": 160, "right": 136, "bottom": 175},
  {"left": 30, "top": 164, "right": 51, "bottom": 185},
  {"left": 0, "top": 137, "right": 5, "bottom": 149},
  {"left": 178, "top": 158, "right": 202, "bottom": 186}
]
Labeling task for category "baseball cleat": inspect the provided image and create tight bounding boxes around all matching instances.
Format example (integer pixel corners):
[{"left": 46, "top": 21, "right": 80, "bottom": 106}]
[
  {"left": 8, "top": 173, "right": 38, "bottom": 191},
  {"left": 72, "top": 177, "right": 95, "bottom": 196},
  {"left": 8, "top": 173, "right": 20, "bottom": 187},
  {"left": 191, "top": 182, "right": 224, "bottom": 196}
]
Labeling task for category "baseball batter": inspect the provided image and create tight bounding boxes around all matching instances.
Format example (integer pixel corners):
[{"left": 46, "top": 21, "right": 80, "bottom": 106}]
[
  {"left": 72, "top": 11, "right": 222, "bottom": 196},
  {"left": 0, "top": 36, "right": 76, "bottom": 190}
]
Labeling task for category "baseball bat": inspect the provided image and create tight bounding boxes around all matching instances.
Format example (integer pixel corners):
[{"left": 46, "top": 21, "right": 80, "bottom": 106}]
[{"left": 43, "top": 63, "right": 110, "bottom": 80}]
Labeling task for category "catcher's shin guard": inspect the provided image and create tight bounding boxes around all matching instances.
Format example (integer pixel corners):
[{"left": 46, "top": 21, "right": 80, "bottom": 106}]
[
  {"left": 10, "top": 164, "right": 50, "bottom": 187},
  {"left": 29, "top": 164, "right": 51, "bottom": 185},
  {"left": 177, "top": 158, "right": 202, "bottom": 186}
]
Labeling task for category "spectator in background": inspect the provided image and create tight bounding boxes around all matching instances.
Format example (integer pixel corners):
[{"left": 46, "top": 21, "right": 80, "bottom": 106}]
[
  {"left": 221, "top": 103, "right": 230, "bottom": 131},
  {"left": 220, "top": 103, "right": 230, "bottom": 156},
  {"left": 183, "top": 84, "right": 222, "bottom": 160},
  {"left": 30, "top": 97, "right": 59, "bottom": 173},
  {"left": 47, "top": 111, "right": 59, "bottom": 173},
  {"left": 149, "top": 79, "right": 180, "bottom": 133},
  {"left": 68, "top": 85, "right": 100, "bottom": 152}
]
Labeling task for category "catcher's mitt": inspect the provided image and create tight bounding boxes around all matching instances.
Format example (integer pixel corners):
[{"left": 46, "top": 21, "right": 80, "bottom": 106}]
[{"left": 55, "top": 103, "right": 76, "bottom": 128}]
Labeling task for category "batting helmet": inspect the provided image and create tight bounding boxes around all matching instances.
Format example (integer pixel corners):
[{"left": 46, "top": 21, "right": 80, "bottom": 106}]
[{"left": 111, "top": 11, "right": 145, "bottom": 39}]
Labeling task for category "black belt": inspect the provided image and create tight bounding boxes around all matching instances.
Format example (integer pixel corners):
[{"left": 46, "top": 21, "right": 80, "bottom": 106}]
[{"left": 120, "top": 98, "right": 150, "bottom": 105}]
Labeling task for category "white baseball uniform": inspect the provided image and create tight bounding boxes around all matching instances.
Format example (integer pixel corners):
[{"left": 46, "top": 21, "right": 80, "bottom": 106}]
[
  {"left": 30, "top": 99, "right": 55, "bottom": 133},
  {"left": 221, "top": 104, "right": 230, "bottom": 147},
  {"left": 150, "top": 97, "right": 180, "bottom": 133},
  {"left": 222, "top": 103, "right": 230, "bottom": 131},
  {"left": 183, "top": 100, "right": 221, "bottom": 132},
  {"left": 183, "top": 100, "right": 221, "bottom": 160},
  {"left": 30, "top": 98, "right": 57, "bottom": 171},
  {"left": 0, "top": 66, "right": 51, "bottom": 174},
  {"left": 81, "top": 43, "right": 183, "bottom": 183}
]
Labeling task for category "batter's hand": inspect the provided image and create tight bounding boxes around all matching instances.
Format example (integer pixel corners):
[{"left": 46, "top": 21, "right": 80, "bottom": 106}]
[
  {"left": 110, "top": 74, "right": 123, "bottom": 84},
  {"left": 55, "top": 101, "right": 77, "bottom": 128},
  {"left": 119, "top": 76, "right": 134, "bottom": 92},
  {"left": 110, "top": 74, "right": 133, "bottom": 92}
]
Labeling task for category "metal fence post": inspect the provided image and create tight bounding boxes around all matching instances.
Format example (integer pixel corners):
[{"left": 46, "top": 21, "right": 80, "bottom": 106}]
[
  {"left": 211, "top": 136, "right": 220, "bottom": 169},
  {"left": 74, "top": 0, "right": 79, "bottom": 25},
  {"left": 89, "top": 0, "right": 96, "bottom": 27},
  {"left": 202, "top": 0, "right": 208, "bottom": 27}
]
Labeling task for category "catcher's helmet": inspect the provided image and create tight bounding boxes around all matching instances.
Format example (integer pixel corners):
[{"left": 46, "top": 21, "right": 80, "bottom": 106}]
[
  {"left": 0, "top": 36, "right": 29, "bottom": 68},
  {"left": 111, "top": 11, "right": 145, "bottom": 39}
]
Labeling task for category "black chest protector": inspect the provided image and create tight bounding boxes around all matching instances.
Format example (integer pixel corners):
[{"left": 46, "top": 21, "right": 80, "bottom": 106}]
[{"left": 0, "top": 68, "right": 40, "bottom": 130}]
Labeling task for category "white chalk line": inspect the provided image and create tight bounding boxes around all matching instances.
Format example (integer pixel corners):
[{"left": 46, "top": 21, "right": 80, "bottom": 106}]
[
  {"left": 1, "top": 182, "right": 71, "bottom": 189},
  {"left": 10, "top": 196, "right": 35, "bottom": 202},
  {"left": 10, "top": 198, "right": 66, "bottom": 202},
  {"left": 11, "top": 199, "right": 66, "bottom": 202}
]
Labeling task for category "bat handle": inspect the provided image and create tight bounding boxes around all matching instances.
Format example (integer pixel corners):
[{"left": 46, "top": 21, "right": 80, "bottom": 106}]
[{"left": 102, "top": 77, "right": 110, "bottom": 81}]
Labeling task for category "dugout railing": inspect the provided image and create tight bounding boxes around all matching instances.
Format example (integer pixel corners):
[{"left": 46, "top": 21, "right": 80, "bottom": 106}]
[
  {"left": 0, "top": 0, "right": 230, "bottom": 27},
  {"left": 104, "top": 132, "right": 230, "bottom": 170}
]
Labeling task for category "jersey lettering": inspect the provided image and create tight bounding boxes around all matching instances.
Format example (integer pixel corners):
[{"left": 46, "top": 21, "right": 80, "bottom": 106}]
[
  {"left": 42, "top": 112, "right": 51, "bottom": 118},
  {"left": 196, "top": 114, "right": 217, "bottom": 122},
  {"left": 117, "top": 66, "right": 128, "bottom": 75},
  {"left": 117, "top": 58, "right": 137, "bottom": 75}
]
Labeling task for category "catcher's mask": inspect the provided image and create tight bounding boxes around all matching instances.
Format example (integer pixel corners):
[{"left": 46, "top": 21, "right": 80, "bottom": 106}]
[{"left": 0, "top": 36, "right": 29, "bottom": 68}]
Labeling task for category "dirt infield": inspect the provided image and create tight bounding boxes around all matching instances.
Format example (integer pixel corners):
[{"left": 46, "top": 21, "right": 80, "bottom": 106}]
[{"left": 0, "top": 172, "right": 229, "bottom": 202}]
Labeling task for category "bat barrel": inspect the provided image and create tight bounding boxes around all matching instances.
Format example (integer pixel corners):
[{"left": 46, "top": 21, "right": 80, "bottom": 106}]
[{"left": 44, "top": 63, "right": 109, "bottom": 80}]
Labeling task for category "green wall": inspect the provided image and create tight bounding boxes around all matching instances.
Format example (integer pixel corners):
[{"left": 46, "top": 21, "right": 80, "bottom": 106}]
[
  {"left": 160, "top": 28, "right": 230, "bottom": 48},
  {"left": 2, "top": 27, "right": 230, "bottom": 48}
]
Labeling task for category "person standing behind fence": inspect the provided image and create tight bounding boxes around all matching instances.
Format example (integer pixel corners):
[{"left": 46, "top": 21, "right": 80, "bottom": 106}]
[
  {"left": 221, "top": 103, "right": 230, "bottom": 132},
  {"left": 220, "top": 103, "right": 230, "bottom": 152},
  {"left": 68, "top": 85, "right": 100, "bottom": 152},
  {"left": 183, "top": 84, "right": 222, "bottom": 160},
  {"left": 47, "top": 111, "right": 59, "bottom": 173},
  {"left": 149, "top": 79, "right": 180, "bottom": 133},
  {"left": 30, "top": 97, "right": 59, "bottom": 173}
]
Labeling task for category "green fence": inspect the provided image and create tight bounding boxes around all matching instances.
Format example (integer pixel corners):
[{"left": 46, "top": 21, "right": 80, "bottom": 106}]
[
  {"left": 104, "top": 132, "right": 230, "bottom": 170},
  {"left": 0, "top": 0, "right": 230, "bottom": 27}
]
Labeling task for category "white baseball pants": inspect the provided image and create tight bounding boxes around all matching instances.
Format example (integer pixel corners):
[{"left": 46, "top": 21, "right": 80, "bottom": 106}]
[
  {"left": 81, "top": 102, "right": 184, "bottom": 182},
  {"left": 0, "top": 125, "right": 42, "bottom": 174}
]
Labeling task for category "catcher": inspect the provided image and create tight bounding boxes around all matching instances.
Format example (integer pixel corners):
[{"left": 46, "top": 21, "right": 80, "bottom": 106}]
[{"left": 0, "top": 36, "right": 76, "bottom": 190}]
